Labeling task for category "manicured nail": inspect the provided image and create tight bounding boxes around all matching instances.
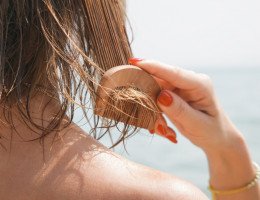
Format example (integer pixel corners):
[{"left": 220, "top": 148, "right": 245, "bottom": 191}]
[
  {"left": 157, "top": 90, "right": 173, "bottom": 107},
  {"left": 128, "top": 58, "right": 144, "bottom": 65},
  {"left": 167, "top": 135, "right": 178, "bottom": 144},
  {"left": 157, "top": 124, "right": 167, "bottom": 135},
  {"left": 166, "top": 127, "right": 178, "bottom": 144},
  {"left": 167, "top": 127, "right": 176, "bottom": 137},
  {"left": 149, "top": 129, "right": 155, "bottom": 134}
]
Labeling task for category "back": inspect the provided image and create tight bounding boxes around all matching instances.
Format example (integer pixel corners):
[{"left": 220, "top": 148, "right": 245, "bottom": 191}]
[{"left": 0, "top": 123, "right": 208, "bottom": 200}]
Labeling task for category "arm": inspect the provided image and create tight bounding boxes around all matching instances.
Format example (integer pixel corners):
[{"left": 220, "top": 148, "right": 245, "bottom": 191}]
[
  {"left": 129, "top": 58, "right": 260, "bottom": 200},
  {"left": 206, "top": 133, "right": 259, "bottom": 200}
]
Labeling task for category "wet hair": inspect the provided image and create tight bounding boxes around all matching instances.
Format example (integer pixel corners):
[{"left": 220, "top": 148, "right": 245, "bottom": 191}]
[{"left": 0, "top": 0, "right": 156, "bottom": 149}]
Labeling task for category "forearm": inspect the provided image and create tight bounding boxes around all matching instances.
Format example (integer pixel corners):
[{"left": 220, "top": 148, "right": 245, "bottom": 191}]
[
  {"left": 204, "top": 131, "right": 260, "bottom": 200},
  {"left": 132, "top": 59, "right": 260, "bottom": 199}
]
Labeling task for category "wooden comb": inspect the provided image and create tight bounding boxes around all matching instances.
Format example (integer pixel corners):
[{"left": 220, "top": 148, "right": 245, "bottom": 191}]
[{"left": 94, "top": 65, "right": 161, "bottom": 130}]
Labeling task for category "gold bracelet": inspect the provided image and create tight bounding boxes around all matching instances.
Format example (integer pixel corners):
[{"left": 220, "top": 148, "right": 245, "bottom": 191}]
[{"left": 208, "top": 162, "right": 260, "bottom": 200}]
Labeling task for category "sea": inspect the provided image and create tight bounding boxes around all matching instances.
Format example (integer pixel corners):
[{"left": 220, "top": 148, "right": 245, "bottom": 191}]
[{"left": 76, "top": 67, "right": 260, "bottom": 197}]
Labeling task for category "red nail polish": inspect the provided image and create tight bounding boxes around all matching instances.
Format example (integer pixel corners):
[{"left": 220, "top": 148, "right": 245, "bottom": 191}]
[
  {"left": 167, "top": 127, "right": 176, "bottom": 137},
  {"left": 157, "top": 124, "right": 167, "bottom": 135},
  {"left": 149, "top": 129, "right": 155, "bottom": 134},
  {"left": 167, "top": 135, "right": 178, "bottom": 144},
  {"left": 128, "top": 58, "right": 144, "bottom": 65},
  {"left": 157, "top": 90, "right": 173, "bottom": 107}
]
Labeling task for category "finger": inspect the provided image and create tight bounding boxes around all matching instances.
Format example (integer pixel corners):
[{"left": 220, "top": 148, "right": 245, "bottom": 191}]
[
  {"left": 149, "top": 114, "right": 178, "bottom": 144},
  {"left": 165, "top": 126, "right": 178, "bottom": 143},
  {"left": 154, "top": 126, "right": 178, "bottom": 144},
  {"left": 157, "top": 89, "right": 207, "bottom": 130},
  {"left": 188, "top": 101, "right": 217, "bottom": 116},
  {"left": 149, "top": 114, "right": 168, "bottom": 137},
  {"left": 149, "top": 127, "right": 178, "bottom": 144},
  {"left": 174, "top": 88, "right": 203, "bottom": 102},
  {"left": 152, "top": 76, "right": 176, "bottom": 91},
  {"left": 129, "top": 59, "right": 200, "bottom": 90},
  {"left": 149, "top": 114, "right": 167, "bottom": 134}
]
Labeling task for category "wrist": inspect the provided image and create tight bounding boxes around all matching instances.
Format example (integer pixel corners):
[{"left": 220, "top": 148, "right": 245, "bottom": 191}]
[
  {"left": 204, "top": 130, "right": 255, "bottom": 190},
  {"left": 201, "top": 113, "right": 245, "bottom": 154},
  {"left": 203, "top": 128, "right": 245, "bottom": 157}
]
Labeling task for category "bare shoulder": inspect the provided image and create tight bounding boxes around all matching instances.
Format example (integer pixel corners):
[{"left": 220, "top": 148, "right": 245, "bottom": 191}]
[{"left": 44, "top": 124, "right": 208, "bottom": 200}]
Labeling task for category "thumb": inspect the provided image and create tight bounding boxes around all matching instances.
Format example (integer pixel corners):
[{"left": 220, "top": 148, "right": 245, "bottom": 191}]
[{"left": 157, "top": 90, "right": 205, "bottom": 129}]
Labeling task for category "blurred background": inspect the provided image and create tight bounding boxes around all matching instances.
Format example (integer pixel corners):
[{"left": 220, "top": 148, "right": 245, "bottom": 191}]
[{"left": 78, "top": 0, "right": 260, "bottom": 197}]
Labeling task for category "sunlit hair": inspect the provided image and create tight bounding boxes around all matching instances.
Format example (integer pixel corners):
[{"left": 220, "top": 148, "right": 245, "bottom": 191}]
[{"left": 0, "top": 0, "right": 157, "bottom": 149}]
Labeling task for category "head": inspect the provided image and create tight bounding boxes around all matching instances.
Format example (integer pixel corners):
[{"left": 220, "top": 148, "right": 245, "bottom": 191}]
[{"left": 0, "top": 0, "right": 157, "bottom": 149}]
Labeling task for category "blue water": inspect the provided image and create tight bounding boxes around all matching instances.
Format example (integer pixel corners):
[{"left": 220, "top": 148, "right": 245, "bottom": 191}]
[{"left": 77, "top": 67, "right": 260, "bottom": 196}]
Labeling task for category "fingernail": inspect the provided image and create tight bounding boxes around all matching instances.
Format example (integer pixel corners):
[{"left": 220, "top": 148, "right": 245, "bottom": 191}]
[
  {"left": 128, "top": 58, "right": 144, "bottom": 65},
  {"left": 167, "top": 127, "right": 176, "bottom": 137},
  {"left": 157, "top": 90, "right": 173, "bottom": 107},
  {"left": 157, "top": 124, "right": 167, "bottom": 135},
  {"left": 167, "top": 135, "right": 178, "bottom": 144},
  {"left": 149, "top": 129, "right": 155, "bottom": 134},
  {"left": 166, "top": 127, "right": 178, "bottom": 144}
]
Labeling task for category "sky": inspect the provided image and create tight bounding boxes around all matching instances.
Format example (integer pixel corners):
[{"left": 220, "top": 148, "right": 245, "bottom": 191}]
[{"left": 126, "top": 0, "right": 260, "bottom": 69}]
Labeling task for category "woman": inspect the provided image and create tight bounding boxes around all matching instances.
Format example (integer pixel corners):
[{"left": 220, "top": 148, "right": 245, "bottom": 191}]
[{"left": 0, "top": 0, "right": 259, "bottom": 199}]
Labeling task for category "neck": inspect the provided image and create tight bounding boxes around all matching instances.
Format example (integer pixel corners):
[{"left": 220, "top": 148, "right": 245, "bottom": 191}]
[{"left": 0, "top": 91, "right": 70, "bottom": 155}]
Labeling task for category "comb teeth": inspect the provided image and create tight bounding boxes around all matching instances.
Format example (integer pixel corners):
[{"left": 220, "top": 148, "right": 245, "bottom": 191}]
[
  {"left": 98, "top": 86, "right": 160, "bottom": 129},
  {"left": 94, "top": 65, "right": 162, "bottom": 130}
]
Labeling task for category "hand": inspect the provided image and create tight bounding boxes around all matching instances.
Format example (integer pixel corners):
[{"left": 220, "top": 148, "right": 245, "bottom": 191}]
[
  {"left": 128, "top": 58, "right": 242, "bottom": 151},
  {"left": 129, "top": 58, "right": 259, "bottom": 200}
]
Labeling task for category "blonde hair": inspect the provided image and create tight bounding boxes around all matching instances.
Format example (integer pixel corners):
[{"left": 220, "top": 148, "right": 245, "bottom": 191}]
[{"left": 0, "top": 0, "right": 156, "bottom": 149}]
